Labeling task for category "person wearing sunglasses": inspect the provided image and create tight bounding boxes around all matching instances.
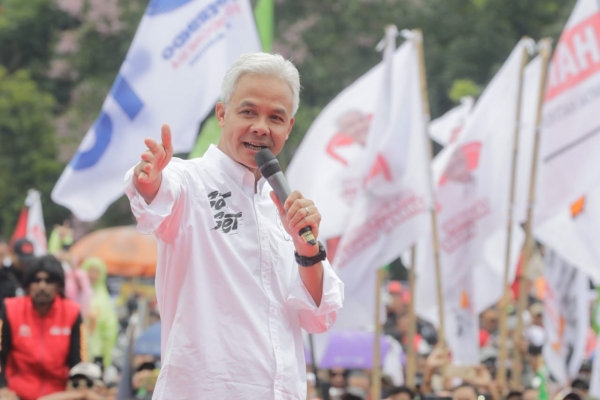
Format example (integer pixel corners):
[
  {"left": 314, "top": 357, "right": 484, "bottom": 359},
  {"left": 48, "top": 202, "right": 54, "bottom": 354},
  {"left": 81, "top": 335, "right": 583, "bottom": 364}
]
[
  {"left": 0, "top": 255, "right": 85, "bottom": 400},
  {"left": 37, "top": 362, "right": 105, "bottom": 400}
]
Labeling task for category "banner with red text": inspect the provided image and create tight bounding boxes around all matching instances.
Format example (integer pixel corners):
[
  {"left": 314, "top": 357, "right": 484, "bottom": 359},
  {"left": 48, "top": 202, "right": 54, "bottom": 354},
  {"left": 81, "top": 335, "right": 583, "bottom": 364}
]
[
  {"left": 415, "top": 39, "right": 531, "bottom": 364},
  {"left": 535, "top": 0, "right": 600, "bottom": 224},
  {"left": 332, "top": 29, "right": 432, "bottom": 329}
]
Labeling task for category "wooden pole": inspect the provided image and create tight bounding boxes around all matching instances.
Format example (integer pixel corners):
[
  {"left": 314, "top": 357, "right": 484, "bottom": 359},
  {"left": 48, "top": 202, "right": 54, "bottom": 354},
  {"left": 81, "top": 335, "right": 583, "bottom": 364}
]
[
  {"left": 510, "top": 38, "right": 553, "bottom": 390},
  {"left": 414, "top": 28, "right": 446, "bottom": 347},
  {"left": 406, "top": 245, "right": 418, "bottom": 389},
  {"left": 371, "top": 268, "right": 386, "bottom": 400},
  {"left": 496, "top": 41, "right": 531, "bottom": 385}
]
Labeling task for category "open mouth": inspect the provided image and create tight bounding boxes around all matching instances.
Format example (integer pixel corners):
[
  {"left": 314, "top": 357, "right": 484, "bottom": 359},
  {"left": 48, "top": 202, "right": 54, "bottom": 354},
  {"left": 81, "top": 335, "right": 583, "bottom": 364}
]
[{"left": 244, "top": 142, "right": 268, "bottom": 151}]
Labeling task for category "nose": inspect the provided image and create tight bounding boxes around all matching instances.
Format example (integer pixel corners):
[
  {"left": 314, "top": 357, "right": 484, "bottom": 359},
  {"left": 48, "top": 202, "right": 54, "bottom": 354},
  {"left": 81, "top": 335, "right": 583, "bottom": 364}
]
[{"left": 251, "top": 117, "right": 269, "bottom": 135}]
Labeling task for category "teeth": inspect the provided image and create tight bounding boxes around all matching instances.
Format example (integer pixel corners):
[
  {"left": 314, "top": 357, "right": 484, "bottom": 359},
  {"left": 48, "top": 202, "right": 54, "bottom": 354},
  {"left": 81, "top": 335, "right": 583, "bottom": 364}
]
[{"left": 245, "top": 142, "right": 265, "bottom": 150}]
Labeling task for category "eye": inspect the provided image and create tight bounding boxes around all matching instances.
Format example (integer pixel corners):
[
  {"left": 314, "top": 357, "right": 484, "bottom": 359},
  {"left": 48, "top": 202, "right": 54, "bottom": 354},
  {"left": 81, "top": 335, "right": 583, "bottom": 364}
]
[
  {"left": 271, "top": 115, "right": 283, "bottom": 122},
  {"left": 241, "top": 109, "right": 253, "bottom": 115}
]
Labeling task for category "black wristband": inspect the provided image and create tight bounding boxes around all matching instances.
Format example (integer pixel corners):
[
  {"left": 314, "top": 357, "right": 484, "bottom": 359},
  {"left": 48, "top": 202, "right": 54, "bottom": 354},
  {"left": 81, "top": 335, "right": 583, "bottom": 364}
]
[{"left": 295, "top": 241, "right": 327, "bottom": 267}]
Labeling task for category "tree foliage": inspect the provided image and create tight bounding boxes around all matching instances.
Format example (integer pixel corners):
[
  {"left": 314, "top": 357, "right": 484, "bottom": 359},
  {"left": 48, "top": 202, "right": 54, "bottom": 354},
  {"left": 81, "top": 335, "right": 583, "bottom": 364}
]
[
  {"left": 0, "top": 0, "right": 578, "bottom": 236},
  {"left": 0, "top": 67, "right": 68, "bottom": 238}
]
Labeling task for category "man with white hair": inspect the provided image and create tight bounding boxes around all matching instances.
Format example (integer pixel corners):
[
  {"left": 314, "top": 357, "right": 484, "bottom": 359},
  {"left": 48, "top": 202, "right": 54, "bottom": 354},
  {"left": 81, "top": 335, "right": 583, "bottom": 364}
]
[{"left": 125, "top": 52, "right": 344, "bottom": 399}]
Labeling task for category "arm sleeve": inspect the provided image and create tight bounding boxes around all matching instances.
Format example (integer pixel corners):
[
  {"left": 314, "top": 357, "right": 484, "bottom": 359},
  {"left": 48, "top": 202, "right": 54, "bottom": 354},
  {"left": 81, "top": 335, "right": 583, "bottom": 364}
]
[
  {"left": 67, "top": 314, "right": 84, "bottom": 368},
  {"left": 286, "top": 260, "right": 344, "bottom": 334},
  {"left": 0, "top": 305, "right": 12, "bottom": 388},
  {"left": 124, "top": 158, "right": 186, "bottom": 236}
]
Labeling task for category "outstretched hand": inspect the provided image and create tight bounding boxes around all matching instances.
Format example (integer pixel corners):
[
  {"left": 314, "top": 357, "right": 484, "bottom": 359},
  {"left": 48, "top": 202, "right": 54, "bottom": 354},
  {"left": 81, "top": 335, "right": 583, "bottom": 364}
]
[{"left": 135, "top": 124, "right": 173, "bottom": 184}]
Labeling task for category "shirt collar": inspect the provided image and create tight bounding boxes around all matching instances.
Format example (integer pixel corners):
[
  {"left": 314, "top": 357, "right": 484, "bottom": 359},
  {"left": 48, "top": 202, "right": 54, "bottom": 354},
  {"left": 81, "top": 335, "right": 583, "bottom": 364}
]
[{"left": 204, "top": 145, "right": 267, "bottom": 195}]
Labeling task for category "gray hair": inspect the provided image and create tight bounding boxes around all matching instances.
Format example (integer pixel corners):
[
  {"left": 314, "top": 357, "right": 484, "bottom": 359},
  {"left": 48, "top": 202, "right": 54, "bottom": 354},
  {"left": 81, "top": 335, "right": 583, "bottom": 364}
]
[{"left": 220, "top": 52, "right": 300, "bottom": 116}]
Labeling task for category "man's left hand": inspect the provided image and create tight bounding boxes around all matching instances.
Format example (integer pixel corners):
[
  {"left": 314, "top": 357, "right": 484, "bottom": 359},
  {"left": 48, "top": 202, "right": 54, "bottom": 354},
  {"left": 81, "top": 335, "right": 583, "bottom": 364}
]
[{"left": 270, "top": 190, "right": 321, "bottom": 257}]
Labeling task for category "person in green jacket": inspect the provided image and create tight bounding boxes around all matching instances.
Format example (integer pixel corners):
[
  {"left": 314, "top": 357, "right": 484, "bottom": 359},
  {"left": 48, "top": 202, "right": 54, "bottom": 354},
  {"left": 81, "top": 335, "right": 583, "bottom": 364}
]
[{"left": 80, "top": 257, "right": 118, "bottom": 370}]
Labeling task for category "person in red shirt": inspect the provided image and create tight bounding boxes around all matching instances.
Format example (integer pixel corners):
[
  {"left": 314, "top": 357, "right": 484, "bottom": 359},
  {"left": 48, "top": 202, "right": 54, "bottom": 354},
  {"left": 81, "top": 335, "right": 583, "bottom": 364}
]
[{"left": 0, "top": 255, "right": 85, "bottom": 400}]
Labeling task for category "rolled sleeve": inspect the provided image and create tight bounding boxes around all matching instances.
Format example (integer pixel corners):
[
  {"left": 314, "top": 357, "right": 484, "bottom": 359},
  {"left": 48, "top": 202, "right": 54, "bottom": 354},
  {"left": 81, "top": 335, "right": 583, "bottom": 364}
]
[
  {"left": 287, "top": 260, "right": 344, "bottom": 334},
  {"left": 124, "top": 161, "right": 184, "bottom": 235}
]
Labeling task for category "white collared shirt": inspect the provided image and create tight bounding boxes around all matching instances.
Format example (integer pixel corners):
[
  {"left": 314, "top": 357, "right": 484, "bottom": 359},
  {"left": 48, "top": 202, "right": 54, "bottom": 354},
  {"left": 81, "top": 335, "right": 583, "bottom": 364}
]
[{"left": 125, "top": 145, "right": 344, "bottom": 400}]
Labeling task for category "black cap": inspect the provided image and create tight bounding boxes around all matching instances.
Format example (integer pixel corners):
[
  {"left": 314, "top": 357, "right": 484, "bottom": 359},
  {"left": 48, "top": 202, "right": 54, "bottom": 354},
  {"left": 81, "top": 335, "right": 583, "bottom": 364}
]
[{"left": 13, "top": 238, "right": 35, "bottom": 264}]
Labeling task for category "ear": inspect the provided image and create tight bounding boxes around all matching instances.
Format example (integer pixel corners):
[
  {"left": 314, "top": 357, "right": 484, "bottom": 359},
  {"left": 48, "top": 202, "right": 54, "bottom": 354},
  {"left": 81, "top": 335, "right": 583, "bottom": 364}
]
[
  {"left": 215, "top": 102, "right": 226, "bottom": 128},
  {"left": 286, "top": 117, "right": 295, "bottom": 141}
]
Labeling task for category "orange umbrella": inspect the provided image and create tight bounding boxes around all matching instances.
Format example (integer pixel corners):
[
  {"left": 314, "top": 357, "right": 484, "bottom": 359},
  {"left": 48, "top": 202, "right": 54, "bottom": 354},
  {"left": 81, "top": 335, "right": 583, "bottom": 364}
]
[{"left": 70, "top": 226, "right": 157, "bottom": 277}]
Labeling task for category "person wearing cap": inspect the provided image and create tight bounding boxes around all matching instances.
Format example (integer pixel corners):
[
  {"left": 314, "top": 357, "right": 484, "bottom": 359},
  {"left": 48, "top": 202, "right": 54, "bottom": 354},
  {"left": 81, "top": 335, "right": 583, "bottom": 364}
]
[
  {"left": 11, "top": 237, "right": 37, "bottom": 283},
  {"left": 37, "top": 362, "right": 105, "bottom": 400},
  {"left": 125, "top": 53, "right": 344, "bottom": 399},
  {"left": 0, "top": 255, "right": 85, "bottom": 400}
]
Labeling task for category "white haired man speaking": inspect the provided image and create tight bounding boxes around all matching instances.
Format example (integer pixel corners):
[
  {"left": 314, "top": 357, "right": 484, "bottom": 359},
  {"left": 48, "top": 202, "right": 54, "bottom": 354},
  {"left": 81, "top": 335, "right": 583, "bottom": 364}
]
[{"left": 125, "top": 53, "right": 344, "bottom": 399}]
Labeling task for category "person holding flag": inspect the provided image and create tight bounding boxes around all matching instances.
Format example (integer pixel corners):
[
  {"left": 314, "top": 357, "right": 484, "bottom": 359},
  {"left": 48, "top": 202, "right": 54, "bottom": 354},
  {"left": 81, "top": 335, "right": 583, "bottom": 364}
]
[{"left": 125, "top": 52, "right": 344, "bottom": 399}]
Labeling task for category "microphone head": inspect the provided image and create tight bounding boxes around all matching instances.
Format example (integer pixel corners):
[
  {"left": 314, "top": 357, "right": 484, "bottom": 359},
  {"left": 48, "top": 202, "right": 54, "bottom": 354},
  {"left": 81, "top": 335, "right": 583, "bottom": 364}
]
[{"left": 255, "top": 148, "right": 281, "bottom": 179}]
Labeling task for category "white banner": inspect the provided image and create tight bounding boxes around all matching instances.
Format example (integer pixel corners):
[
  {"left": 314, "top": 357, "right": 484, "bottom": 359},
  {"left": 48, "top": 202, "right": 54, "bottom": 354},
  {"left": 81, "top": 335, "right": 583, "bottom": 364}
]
[
  {"left": 25, "top": 189, "right": 47, "bottom": 256},
  {"left": 428, "top": 97, "right": 473, "bottom": 146},
  {"left": 542, "top": 249, "right": 589, "bottom": 385},
  {"left": 332, "top": 29, "right": 433, "bottom": 329},
  {"left": 415, "top": 40, "right": 531, "bottom": 364},
  {"left": 535, "top": 0, "right": 600, "bottom": 224},
  {"left": 535, "top": 189, "right": 600, "bottom": 284},
  {"left": 286, "top": 44, "right": 408, "bottom": 247},
  {"left": 52, "top": 0, "right": 261, "bottom": 221}
]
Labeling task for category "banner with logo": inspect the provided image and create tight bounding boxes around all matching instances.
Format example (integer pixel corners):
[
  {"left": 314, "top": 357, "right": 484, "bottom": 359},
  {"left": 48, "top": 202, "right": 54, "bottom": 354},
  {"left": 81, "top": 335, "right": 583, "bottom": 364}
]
[
  {"left": 428, "top": 97, "right": 473, "bottom": 147},
  {"left": 331, "top": 29, "right": 433, "bottom": 329},
  {"left": 415, "top": 40, "right": 531, "bottom": 363},
  {"left": 542, "top": 249, "right": 589, "bottom": 385},
  {"left": 535, "top": 0, "right": 600, "bottom": 224},
  {"left": 52, "top": 0, "right": 261, "bottom": 221},
  {"left": 286, "top": 45, "right": 407, "bottom": 256}
]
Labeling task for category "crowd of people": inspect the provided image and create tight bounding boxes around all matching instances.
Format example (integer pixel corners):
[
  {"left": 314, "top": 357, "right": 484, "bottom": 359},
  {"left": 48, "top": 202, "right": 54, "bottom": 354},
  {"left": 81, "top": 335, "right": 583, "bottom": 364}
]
[
  {"left": 305, "top": 259, "right": 598, "bottom": 400},
  {"left": 0, "top": 231, "right": 596, "bottom": 400},
  {"left": 0, "top": 233, "right": 158, "bottom": 400}
]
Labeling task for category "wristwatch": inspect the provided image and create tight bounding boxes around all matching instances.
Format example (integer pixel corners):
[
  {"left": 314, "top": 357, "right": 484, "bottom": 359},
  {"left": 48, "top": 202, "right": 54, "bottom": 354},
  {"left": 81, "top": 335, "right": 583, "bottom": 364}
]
[{"left": 295, "top": 241, "right": 327, "bottom": 267}]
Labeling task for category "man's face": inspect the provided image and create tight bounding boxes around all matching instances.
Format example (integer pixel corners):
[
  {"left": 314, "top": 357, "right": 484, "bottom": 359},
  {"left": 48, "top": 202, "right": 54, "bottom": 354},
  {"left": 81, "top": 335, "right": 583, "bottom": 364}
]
[
  {"left": 481, "top": 309, "right": 499, "bottom": 333},
  {"left": 216, "top": 73, "right": 295, "bottom": 178},
  {"left": 29, "top": 271, "right": 58, "bottom": 306},
  {"left": 453, "top": 386, "right": 478, "bottom": 400},
  {"left": 329, "top": 368, "right": 346, "bottom": 388}
]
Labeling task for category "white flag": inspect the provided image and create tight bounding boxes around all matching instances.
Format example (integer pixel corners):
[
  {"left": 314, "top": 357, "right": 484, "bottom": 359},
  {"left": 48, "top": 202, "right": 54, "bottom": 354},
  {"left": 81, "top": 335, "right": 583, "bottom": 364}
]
[
  {"left": 535, "top": 0, "right": 600, "bottom": 224},
  {"left": 25, "top": 189, "right": 47, "bottom": 256},
  {"left": 52, "top": 0, "right": 261, "bottom": 221},
  {"left": 535, "top": 189, "right": 600, "bottom": 284},
  {"left": 331, "top": 28, "right": 432, "bottom": 329},
  {"left": 542, "top": 249, "right": 589, "bottom": 385},
  {"left": 415, "top": 39, "right": 531, "bottom": 364},
  {"left": 286, "top": 43, "right": 408, "bottom": 252},
  {"left": 428, "top": 97, "right": 473, "bottom": 146}
]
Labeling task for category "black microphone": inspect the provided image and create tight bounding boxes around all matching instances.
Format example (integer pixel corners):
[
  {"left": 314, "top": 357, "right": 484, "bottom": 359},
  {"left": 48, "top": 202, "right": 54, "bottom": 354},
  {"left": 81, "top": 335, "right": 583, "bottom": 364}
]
[{"left": 255, "top": 148, "right": 317, "bottom": 246}]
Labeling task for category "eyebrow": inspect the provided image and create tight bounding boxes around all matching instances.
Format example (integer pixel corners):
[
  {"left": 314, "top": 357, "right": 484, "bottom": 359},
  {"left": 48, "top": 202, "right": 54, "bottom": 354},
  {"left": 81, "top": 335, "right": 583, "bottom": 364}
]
[{"left": 238, "top": 100, "right": 288, "bottom": 117}]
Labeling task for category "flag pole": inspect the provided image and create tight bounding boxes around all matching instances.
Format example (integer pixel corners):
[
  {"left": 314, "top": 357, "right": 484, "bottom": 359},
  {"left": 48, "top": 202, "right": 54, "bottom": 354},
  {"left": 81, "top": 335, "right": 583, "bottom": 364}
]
[
  {"left": 510, "top": 38, "right": 553, "bottom": 389},
  {"left": 406, "top": 245, "right": 418, "bottom": 388},
  {"left": 371, "top": 268, "right": 386, "bottom": 400},
  {"left": 496, "top": 40, "right": 531, "bottom": 385},
  {"left": 414, "top": 28, "right": 446, "bottom": 348}
]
